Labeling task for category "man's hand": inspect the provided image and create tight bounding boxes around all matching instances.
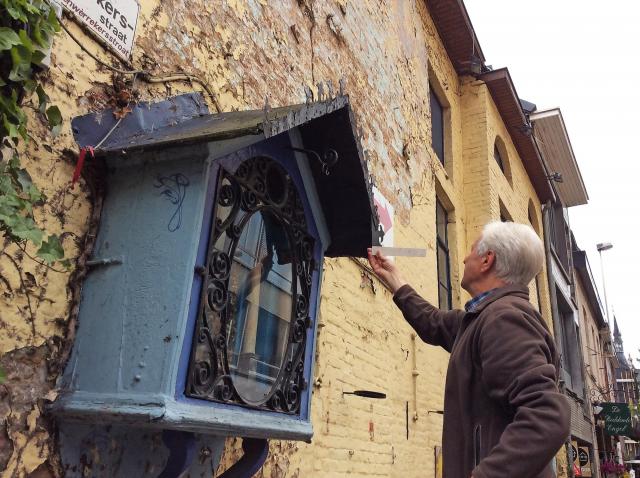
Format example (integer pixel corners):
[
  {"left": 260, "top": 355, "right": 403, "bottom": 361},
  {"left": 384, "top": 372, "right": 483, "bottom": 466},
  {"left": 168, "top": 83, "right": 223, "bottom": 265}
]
[{"left": 366, "top": 248, "right": 408, "bottom": 294}]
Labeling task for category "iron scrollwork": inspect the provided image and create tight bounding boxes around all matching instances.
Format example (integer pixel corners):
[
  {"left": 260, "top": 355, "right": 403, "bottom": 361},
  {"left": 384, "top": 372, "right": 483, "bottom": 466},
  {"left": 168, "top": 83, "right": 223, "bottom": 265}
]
[
  {"left": 186, "top": 156, "right": 315, "bottom": 414},
  {"left": 589, "top": 384, "right": 626, "bottom": 403}
]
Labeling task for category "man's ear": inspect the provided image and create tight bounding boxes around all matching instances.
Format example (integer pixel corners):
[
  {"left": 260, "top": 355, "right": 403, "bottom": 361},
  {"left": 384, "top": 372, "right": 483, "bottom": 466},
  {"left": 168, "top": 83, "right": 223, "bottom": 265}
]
[{"left": 481, "top": 251, "right": 496, "bottom": 272}]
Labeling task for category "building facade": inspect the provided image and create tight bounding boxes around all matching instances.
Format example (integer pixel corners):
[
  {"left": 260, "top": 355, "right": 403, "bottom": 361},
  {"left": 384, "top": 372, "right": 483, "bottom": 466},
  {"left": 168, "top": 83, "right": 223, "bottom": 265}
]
[
  {"left": 612, "top": 319, "right": 640, "bottom": 465},
  {"left": 528, "top": 107, "right": 593, "bottom": 478},
  {"left": 0, "top": 1, "right": 594, "bottom": 477},
  {"left": 573, "top": 248, "right": 616, "bottom": 477}
]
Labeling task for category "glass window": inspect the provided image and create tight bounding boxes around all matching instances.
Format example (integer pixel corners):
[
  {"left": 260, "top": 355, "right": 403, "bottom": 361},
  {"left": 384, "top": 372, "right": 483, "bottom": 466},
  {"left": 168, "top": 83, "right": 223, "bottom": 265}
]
[
  {"left": 430, "top": 86, "right": 445, "bottom": 166},
  {"left": 557, "top": 292, "right": 584, "bottom": 396},
  {"left": 499, "top": 201, "right": 512, "bottom": 223},
  {"left": 436, "top": 200, "right": 451, "bottom": 310},
  {"left": 494, "top": 144, "right": 505, "bottom": 173}
]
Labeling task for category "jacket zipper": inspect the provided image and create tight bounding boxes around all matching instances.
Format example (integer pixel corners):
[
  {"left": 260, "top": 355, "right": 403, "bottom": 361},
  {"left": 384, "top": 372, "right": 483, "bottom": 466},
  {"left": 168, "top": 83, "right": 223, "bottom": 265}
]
[{"left": 474, "top": 424, "right": 482, "bottom": 467}]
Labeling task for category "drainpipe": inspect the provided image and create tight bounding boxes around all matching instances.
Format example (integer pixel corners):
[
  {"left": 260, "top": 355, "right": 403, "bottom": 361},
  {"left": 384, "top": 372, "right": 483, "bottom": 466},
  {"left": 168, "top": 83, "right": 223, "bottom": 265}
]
[
  {"left": 542, "top": 201, "right": 575, "bottom": 478},
  {"left": 411, "top": 333, "right": 419, "bottom": 422}
]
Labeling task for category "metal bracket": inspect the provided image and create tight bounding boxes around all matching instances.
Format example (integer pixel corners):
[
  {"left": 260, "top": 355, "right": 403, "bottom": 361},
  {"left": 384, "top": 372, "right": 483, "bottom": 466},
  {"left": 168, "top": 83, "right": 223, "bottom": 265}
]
[
  {"left": 217, "top": 438, "right": 269, "bottom": 478},
  {"left": 86, "top": 257, "right": 123, "bottom": 269},
  {"left": 289, "top": 147, "right": 339, "bottom": 175},
  {"left": 157, "top": 430, "right": 197, "bottom": 478}
]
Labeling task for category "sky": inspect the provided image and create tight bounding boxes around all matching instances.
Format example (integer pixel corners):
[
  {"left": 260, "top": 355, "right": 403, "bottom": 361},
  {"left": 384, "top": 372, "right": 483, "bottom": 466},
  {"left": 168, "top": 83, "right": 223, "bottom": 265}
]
[{"left": 464, "top": 1, "right": 640, "bottom": 365}]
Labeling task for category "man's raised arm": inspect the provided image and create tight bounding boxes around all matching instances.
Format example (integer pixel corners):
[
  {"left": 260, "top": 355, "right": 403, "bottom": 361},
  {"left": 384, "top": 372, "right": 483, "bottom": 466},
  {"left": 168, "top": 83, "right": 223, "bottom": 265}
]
[{"left": 368, "top": 249, "right": 465, "bottom": 352}]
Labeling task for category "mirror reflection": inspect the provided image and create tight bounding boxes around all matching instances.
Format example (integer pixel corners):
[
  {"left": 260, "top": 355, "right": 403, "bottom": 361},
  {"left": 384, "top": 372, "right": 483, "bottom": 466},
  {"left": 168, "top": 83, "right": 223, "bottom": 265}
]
[{"left": 226, "top": 210, "right": 294, "bottom": 403}]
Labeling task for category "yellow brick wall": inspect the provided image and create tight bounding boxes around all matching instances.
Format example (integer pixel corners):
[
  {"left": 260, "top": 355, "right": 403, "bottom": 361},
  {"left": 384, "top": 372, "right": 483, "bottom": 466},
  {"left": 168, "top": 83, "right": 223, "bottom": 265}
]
[{"left": 0, "top": 0, "right": 557, "bottom": 476}]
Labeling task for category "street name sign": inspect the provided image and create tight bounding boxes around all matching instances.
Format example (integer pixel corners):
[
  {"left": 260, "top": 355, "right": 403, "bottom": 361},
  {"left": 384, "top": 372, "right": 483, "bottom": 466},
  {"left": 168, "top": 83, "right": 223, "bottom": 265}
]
[{"left": 53, "top": 0, "right": 139, "bottom": 60}]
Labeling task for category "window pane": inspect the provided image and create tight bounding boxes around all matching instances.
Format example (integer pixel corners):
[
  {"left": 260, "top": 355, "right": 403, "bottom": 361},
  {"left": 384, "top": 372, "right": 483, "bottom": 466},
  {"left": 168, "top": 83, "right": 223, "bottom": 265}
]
[
  {"left": 436, "top": 200, "right": 447, "bottom": 241},
  {"left": 227, "top": 210, "right": 293, "bottom": 403},
  {"left": 494, "top": 144, "right": 504, "bottom": 172},
  {"left": 430, "top": 87, "right": 445, "bottom": 165},
  {"left": 439, "top": 284, "right": 451, "bottom": 310},
  {"left": 435, "top": 198, "right": 451, "bottom": 310},
  {"left": 437, "top": 244, "right": 449, "bottom": 286}
]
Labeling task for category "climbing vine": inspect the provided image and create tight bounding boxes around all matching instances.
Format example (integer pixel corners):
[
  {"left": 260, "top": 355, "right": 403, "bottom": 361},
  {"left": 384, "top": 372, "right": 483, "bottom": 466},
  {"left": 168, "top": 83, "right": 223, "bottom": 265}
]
[{"left": 0, "top": 0, "right": 65, "bottom": 264}]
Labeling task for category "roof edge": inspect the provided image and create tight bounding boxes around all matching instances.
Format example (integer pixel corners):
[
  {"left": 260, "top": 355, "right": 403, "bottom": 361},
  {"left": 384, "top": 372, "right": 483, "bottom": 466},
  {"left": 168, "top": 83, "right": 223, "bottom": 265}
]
[
  {"left": 530, "top": 108, "right": 589, "bottom": 204},
  {"left": 479, "top": 68, "right": 555, "bottom": 202},
  {"left": 425, "top": 0, "right": 486, "bottom": 74}
]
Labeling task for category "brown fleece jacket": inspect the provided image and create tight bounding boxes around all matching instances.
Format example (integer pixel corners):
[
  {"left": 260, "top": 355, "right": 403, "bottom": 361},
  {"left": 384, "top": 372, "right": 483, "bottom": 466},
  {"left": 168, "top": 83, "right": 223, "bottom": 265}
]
[{"left": 393, "top": 284, "right": 570, "bottom": 478}]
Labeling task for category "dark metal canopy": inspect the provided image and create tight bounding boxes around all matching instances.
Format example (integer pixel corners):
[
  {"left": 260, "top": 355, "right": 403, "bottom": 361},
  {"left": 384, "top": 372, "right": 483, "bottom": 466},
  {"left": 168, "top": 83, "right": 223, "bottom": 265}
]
[{"left": 72, "top": 93, "right": 380, "bottom": 257}]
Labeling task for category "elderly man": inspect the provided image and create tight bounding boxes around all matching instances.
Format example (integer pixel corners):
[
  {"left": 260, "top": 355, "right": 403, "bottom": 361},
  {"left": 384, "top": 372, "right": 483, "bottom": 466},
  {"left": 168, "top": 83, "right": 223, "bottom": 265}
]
[{"left": 368, "top": 221, "right": 570, "bottom": 478}]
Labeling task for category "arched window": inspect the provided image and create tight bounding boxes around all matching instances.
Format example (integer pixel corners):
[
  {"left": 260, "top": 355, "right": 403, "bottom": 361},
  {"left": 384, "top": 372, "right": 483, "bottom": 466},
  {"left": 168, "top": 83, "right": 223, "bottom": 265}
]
[
  {"left": 494, "top": 144, "right": 505, "bottom": 172},
  {"left": 493, "top": 136, "right": 512, "bottom": 184},
  {"left": 528, "top": 199, "right": 541, "bottom": 236}
]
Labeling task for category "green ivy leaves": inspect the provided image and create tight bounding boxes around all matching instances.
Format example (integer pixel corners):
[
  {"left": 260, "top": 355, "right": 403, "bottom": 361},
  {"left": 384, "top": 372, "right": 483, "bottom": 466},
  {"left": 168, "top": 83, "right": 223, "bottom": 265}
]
[
  {"left": 37, "top": 235, "right": 64, "bottom": 263},
  {"left": 1, "top": 0, "right": 64, "bottom": 265},
  {"left": 45, "top": 104, "right": 61, "bottom": 135},
  {"left": 0, "top": 27, "right": 21, "bottom": 51}
]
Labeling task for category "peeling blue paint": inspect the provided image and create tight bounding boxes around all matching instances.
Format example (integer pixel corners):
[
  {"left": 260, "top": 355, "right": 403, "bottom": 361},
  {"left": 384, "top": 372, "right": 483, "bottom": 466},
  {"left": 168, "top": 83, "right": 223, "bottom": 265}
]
[{"left": 72, "top": 93, "right": 209, "bottom": 149}]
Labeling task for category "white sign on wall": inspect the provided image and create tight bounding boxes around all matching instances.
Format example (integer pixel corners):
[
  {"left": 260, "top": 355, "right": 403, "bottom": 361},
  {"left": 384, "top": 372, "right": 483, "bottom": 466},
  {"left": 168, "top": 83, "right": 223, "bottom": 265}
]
[
  {"left": 373, "top": 186, "right": 394, "bottom": 248},
  {"left": 53, "top": 0, "right": 139, "bottom": 60}
]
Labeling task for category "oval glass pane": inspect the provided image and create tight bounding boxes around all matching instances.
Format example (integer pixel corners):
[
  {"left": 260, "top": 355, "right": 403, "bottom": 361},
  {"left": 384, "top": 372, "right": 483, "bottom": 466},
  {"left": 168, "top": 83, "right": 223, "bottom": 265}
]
[{"left": 226, "top": 210, "right": 294, "bottom": 404}]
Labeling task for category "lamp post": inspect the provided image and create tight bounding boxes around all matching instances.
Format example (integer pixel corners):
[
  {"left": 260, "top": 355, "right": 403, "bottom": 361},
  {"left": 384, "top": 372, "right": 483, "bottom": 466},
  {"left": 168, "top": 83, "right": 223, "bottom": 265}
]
[{"left": 597, "top": 242, "right": 613, "bottom": 325}]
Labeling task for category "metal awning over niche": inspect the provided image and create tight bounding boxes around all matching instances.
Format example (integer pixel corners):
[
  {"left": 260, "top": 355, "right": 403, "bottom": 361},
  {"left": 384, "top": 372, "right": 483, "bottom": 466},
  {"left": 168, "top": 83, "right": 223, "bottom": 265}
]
[{"left": 72, "top": 93, "right": 380, "bottom": 257}]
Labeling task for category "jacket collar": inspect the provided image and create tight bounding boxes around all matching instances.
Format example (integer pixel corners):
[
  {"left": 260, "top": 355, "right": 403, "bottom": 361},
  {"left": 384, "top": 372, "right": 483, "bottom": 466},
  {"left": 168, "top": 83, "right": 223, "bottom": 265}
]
[{"left": 466, "top": 284, "right": 530, "bottom": 315}]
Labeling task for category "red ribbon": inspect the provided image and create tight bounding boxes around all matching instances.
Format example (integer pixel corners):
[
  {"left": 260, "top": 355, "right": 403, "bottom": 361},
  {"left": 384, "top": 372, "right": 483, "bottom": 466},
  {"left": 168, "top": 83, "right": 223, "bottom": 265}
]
[{"left": 72, "top": 146, "right": 94, "bottom": 185}]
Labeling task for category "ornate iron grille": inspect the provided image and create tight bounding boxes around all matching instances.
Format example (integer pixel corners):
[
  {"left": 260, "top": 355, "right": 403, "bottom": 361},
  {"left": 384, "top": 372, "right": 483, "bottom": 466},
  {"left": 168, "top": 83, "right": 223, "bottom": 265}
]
[{"left": 186, "top": 156, "right": 315, "bottom": 414}]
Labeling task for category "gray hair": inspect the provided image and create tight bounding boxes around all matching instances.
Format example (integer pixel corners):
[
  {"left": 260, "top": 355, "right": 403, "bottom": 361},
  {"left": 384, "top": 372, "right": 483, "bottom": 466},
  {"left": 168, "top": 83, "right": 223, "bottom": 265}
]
[{"left": 475, "top": 221, "right": 544, "bottom": 285}]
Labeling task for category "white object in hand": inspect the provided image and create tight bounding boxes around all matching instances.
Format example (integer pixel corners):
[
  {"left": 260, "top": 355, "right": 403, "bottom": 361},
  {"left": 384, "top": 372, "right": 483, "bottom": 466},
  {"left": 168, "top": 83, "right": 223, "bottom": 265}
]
[{"left": 371, "top": 246, "right": 426, "bottom": 257}]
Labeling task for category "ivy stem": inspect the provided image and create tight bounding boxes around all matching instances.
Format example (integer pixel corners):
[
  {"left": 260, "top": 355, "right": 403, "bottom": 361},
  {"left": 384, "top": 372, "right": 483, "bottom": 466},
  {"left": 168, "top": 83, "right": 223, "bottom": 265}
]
[{"left": 2, "top": 252, "right": 37, "bottom": 339}]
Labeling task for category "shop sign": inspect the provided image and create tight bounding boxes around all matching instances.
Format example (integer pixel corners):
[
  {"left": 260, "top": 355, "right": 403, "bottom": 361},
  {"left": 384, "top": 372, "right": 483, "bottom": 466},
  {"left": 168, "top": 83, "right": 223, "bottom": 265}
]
[
  {"left": 602, "top": 402, "right": 632, "bottom": 435},
  {"left": 578, "top": 447, "right": 592, "bottom": 477},
  {"left": 571, "top": 441, "right": 579, "bottom": 468},
  {"left": 52, "top": 0, "right": 139, "bottom": 60}
]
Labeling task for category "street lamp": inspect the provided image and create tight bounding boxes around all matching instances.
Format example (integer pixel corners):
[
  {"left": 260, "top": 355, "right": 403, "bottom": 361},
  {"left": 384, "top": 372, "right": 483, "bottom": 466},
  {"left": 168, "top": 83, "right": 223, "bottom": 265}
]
[{"left": 597, "top": 242, "right": 613, "bottom": 325}]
